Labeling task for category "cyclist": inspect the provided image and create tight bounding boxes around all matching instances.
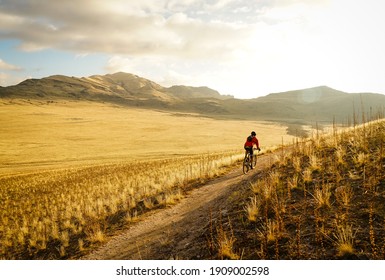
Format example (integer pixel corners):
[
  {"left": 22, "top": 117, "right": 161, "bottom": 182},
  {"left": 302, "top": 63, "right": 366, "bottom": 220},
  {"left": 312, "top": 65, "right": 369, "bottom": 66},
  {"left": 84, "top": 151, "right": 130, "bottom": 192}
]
[{"left": 244, "top": 131, "right": 260, "bottom": 169}]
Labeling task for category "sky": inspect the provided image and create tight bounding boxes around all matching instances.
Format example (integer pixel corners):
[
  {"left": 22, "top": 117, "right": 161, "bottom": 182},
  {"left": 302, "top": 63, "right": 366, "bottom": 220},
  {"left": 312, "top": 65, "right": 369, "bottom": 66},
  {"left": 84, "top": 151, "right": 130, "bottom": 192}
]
[{"left": 1, "top": 0, "right": 385, "bottom": 99}]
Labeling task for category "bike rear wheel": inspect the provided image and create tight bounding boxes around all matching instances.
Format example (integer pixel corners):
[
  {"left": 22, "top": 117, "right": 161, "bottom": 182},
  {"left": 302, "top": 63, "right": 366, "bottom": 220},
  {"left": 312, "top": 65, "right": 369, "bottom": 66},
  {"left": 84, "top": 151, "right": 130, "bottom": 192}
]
[{"left": 243, "top": 156, "right": 250, "bottom": 174}]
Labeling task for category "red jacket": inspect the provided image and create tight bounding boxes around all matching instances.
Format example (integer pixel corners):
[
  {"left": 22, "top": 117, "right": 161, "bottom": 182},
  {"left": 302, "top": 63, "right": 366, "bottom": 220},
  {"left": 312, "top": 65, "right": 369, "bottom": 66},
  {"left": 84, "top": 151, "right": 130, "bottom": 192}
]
[{"left": 244, "top": 136, "right": 259, "bottom": 148}]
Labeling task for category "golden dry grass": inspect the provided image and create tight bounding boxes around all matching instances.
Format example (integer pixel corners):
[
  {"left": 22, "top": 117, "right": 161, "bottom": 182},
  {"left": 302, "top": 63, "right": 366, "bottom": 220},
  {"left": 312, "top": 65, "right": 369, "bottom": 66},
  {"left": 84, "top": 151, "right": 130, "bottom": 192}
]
[
  {"left": 0, "top": 99, "right": 296, "bottom": 259},
  {"left": 217, "top": 118, "right": 385, "bottom": 260}
]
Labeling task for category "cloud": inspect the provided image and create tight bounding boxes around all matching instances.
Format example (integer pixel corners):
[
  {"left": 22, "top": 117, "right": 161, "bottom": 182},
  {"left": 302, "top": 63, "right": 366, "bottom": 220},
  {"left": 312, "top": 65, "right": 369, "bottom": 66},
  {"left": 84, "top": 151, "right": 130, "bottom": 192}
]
[
  {"left": 0, "top": 73, "right": 8, "bottom": 85},
  {"left": 0, "top": 0, "right": 251, "bottom": 60},
  {"left": 0, "top": 0, "right": 331, "bottom": 61},
  {"left": 0, "top": 72, "right": 26, "bottom": 86},
  {"left": 0, "top": 57, "right": 25, "bottom": 87},
  {"left": 0, "top": 59, "right": 22, "bottom": 71}
]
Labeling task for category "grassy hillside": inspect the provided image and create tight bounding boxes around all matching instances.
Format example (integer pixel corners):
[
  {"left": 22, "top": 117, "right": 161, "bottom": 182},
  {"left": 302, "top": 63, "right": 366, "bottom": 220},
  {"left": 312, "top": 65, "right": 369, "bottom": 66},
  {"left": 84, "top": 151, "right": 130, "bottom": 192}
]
[
  {"left": 0, "top": 99, "right": 293, "bottom": 259},
  {"left": 0, "top": 149, "right": 246, "bottom": 259},
  {"left": 252, "top": 86, "right": 385, "bottom": 124},
  {"left": 204, "top": 119, "right": 385, "bottom": 259},
  {"left": 1, "top": 94, "right": 384, "bottom": 260}
]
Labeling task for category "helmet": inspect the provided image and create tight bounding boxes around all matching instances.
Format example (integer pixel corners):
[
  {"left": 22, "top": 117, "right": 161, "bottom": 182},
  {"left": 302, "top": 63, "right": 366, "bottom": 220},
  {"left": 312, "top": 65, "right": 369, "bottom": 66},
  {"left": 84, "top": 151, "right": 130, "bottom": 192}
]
[{"left": 251, "top": 131, "right": 256, "bottom": 136}]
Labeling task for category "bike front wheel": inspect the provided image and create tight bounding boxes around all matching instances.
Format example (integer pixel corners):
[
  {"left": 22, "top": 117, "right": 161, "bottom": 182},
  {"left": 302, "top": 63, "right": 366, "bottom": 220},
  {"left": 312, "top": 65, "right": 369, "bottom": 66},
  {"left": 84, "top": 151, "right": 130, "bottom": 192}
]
[{"left": 251, "top": 154, "right": 257, "bottom": 168}]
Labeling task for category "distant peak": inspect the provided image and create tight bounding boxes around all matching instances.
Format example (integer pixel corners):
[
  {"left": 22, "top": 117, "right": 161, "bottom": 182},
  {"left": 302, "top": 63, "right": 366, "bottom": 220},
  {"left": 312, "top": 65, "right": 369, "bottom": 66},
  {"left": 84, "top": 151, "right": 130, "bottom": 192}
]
[{"left": 107, "top": 72, "right": 135, "bottom": 77}]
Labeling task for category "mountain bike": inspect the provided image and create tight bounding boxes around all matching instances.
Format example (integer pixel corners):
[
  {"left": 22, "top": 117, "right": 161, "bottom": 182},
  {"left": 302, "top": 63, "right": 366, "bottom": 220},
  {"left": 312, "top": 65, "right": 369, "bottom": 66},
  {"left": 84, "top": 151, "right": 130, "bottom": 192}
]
[{"left": 243, "top": 148, "right": 258, "bottom": 174}]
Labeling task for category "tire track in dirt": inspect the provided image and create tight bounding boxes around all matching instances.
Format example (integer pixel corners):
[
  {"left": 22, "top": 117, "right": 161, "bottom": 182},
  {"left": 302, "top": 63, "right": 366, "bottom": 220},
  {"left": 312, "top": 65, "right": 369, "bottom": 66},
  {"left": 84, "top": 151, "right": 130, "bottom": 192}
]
[{"left": 81, "top": 153, "right": 276, "bottom": 260}]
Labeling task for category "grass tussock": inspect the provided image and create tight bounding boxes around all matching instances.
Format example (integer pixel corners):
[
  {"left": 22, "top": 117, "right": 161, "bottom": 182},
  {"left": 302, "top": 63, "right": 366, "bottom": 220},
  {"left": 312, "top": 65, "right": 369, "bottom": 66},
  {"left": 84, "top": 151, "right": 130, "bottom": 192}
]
[{"left": 334, "top": 223, "right": 356, "bottom": 257}]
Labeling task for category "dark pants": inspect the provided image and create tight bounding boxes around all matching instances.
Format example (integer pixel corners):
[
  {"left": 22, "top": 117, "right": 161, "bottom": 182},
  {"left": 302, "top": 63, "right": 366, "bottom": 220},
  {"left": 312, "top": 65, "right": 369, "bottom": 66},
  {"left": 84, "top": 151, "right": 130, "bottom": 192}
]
[{"left": 244, "top": 146, "right": 253, "bottom": 157}]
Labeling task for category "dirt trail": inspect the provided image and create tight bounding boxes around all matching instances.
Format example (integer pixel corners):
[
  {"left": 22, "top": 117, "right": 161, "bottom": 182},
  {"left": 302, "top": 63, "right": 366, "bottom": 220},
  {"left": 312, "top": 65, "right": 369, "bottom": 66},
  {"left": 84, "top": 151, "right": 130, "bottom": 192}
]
[{"left": 81, "top": 153, "right": 275, "bottom": 260}]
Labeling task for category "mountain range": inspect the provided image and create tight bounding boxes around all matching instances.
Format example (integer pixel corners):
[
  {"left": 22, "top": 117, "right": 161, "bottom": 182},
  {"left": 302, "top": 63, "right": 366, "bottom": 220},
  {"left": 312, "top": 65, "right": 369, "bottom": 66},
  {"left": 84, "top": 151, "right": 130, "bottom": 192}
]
[{"left": 1, "top": 72, "right": 385, "bottom": 128}]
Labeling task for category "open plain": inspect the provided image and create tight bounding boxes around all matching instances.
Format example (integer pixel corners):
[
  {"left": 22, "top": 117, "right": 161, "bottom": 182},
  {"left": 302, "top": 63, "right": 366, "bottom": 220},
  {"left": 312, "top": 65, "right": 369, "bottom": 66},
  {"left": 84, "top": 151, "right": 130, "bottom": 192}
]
[{"left": 0, "top": 99, "right": 293, "bottom": 176}]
